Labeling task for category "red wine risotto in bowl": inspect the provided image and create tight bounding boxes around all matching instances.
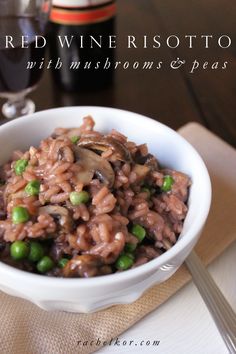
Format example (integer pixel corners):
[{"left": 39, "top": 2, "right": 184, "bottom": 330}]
[
  {"left": 0, "top": 116, "right": 191, "bottom": 277},
  {"left": 0, "top": 107, "right": 211, "bottom": 312}
]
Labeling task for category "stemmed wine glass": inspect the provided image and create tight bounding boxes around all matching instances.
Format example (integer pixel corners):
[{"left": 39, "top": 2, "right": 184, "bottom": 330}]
[{"left": 0, "top": 0, "right": 51, "bottom": 119}]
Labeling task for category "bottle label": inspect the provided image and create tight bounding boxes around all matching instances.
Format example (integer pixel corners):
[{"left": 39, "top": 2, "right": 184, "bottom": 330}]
[
  {"left": 52, "top": 0, "right": 112, "bottom": 8},
  {"left": 50, "top": 1, "right": 116, "bottom": 25}
]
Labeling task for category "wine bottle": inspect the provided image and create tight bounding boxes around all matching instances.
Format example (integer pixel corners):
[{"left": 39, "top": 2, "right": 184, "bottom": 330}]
[{"left": 48, "top": 0, "right": 116, "bottom": 92}]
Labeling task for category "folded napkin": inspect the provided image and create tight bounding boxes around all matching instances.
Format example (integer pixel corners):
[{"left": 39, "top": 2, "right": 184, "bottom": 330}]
[{"left": 0, "top": 123, "right": 235, "bottom": 354}]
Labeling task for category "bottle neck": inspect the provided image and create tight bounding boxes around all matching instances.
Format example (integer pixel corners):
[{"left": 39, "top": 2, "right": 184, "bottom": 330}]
[{"left": 50, "top": 0, "right": 116, "bottom": 25}]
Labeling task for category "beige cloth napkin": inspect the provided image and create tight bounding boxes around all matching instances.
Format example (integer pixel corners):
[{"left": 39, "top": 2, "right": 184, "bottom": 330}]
[{"left": 0, "top": 123, "right": 235, "bottom": 354}]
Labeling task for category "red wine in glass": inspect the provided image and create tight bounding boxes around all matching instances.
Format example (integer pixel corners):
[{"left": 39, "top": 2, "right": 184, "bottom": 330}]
[
  {"left": 0, "top": 28, "right": 45, "bottom": 93},
  {"left": 0, "top": 1, "right": 51, "bottom": 119}
]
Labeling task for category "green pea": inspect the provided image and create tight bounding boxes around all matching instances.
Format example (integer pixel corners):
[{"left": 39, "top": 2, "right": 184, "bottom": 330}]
[
  {"left": 14, "top": 159, "right": 28, "bottom": 176},
  {"left": 37, "top": 256, "right": 54, "bottom": 273},
  {"left": 70, "top": 136, "right": 80, "bottom": 144},
  {"left": 25, "top": 180, "right": 40, "bottom": 196},
  {"left": 141, "top": 187, "right": 151, "bottom": 198},
  {"left": 28, "top": 241, "right": 44, "bottom": 262},
  {"left": 125, "top": 252, "right": 135, "bottom": 261},
  {"left": 125, "top": 243, "right": 137, "bottom": 253},
  {"left": 12, "top": 206, "right": 29, "bottom": 224},
  {"left": 69, "top": 191, "right": 90, "bottom": 205},
  {"left": 131, "top": 224, "right": 146, "bottom": 242},
  {"left": 161, "top": 175, "right": 174, "bottom": 192},
  {"left": 115, "top": 254, "right": 134, "bottom": 270},
  {"left": 10, "top": 240, "right": 29, "bottom": 260},
  {"left": 58, "top": 258, "right": 69, "bottom": 268}
]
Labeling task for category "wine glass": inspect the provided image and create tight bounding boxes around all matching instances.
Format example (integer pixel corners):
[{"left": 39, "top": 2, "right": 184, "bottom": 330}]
[{"left": 0, "top": 0, "right": 51, "bottom": 119}]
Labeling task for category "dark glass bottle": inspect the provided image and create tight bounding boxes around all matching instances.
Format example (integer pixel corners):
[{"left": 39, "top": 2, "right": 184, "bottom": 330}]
[{"left": 48, "top": 0, "right": 116, "bottom": 92}]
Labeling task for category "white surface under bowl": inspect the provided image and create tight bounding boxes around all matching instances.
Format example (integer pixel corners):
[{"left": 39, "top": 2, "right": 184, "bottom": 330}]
[{"left": 0, "top": 107, "right": 211, "bottom": 313}]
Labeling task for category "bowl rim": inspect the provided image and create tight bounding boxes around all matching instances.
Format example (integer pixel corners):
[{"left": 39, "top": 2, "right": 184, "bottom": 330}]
[{"left": 0, "top": 106, "right": 212, "bottom": 288}]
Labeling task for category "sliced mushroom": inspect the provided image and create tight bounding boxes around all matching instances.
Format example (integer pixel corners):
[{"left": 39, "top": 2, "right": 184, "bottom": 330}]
[
  {"left": 78, "top": 136, "right": 132, "bottom": 162},
  {"left": 62, "top": 254, "right": 104, "bottom": 278},
  {"left": 58, "top": 146, "right": 74, "bottom": 163},
  {"left": 135, "top": 151, "right": 159, "bottom": 170},
  {"left": 38, "top": 205, "right": 73, "bottom": 232},
  {"left": 132, "top": 164, "right": 150, "bottom": 181},
  {"left": 144, "top": 154, "right": 159, "bottom": 170},
  {"left": 74, "top": 146, "right": 115, "bottom": 188}
]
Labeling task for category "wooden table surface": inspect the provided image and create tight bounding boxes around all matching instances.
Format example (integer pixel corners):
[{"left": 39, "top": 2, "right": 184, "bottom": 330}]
[{"left": 0, "top": 0, "right": 236, "bottom": 147}]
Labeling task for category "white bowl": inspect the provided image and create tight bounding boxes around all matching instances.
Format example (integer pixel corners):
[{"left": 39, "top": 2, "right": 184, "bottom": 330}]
[{"left": 0, "top": 107, "right": 211, "bottom": 313}]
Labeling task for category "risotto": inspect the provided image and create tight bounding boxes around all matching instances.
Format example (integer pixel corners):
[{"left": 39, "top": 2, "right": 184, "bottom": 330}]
[{"left": 0, "top": 116, "right": 191, "bottom": 277}]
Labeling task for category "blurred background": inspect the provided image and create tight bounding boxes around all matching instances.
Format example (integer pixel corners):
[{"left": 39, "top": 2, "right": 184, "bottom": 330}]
[{"left": 0, "top": 0, "right": 235, "bottom": 147}]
